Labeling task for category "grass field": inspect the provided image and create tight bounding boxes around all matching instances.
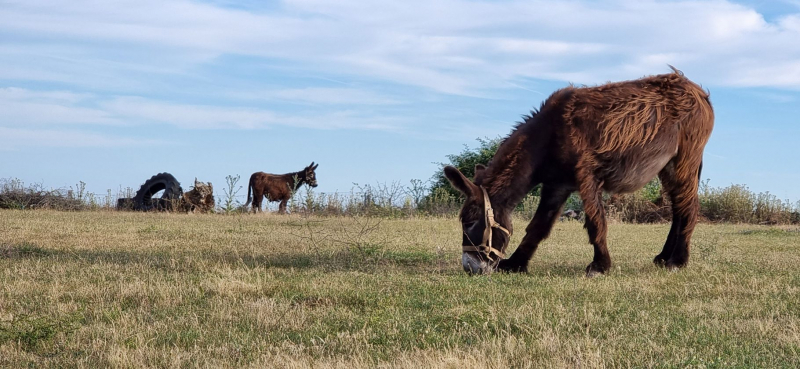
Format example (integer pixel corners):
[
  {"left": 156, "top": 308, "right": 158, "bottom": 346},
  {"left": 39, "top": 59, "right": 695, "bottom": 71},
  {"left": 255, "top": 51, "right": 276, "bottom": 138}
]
[{"left": 1, "top": 210, "right": 799, "bottom": 367}]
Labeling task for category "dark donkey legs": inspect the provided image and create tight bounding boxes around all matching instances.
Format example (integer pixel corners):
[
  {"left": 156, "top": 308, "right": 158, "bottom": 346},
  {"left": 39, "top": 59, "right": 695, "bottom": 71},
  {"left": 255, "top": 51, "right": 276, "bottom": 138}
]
[
  {"left": 576, "top": 162, "right": 611, "bottom": 277},
  {"left": 655, "top": 160, "right": 702, "bottom": 268},
  {"left": 251, "top": 189, "right": 263, "bottom": 213},
  {"left": 278, "top": 199, "right": 288, "bottom": 214},
  {"left": 498, "top": 186, "right": 571, "bottom": 272}
]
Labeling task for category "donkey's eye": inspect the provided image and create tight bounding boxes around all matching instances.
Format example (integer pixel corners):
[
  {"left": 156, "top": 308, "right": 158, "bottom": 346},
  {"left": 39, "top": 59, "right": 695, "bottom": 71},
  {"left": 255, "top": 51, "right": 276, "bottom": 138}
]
[{"left": 463, "top": 221, "right": 477, "bottom": 229}]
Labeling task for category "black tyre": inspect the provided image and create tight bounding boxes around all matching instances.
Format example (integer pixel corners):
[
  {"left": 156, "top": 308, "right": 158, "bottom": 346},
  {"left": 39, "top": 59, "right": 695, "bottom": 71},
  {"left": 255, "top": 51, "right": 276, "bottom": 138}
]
[{"left": 133, "top": 173, "right": 183, "bottom": 211}]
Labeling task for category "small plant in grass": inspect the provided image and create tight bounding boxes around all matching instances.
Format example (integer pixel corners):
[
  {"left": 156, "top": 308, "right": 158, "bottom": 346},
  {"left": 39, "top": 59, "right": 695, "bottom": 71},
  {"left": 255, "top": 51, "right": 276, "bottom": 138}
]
[
  {"left": 288, "top": 174, "right": 301, "bottom": 213},
  {"left": 301, "top": 184, "right": 318, "bottom": 215},
  {"left": 221, "top": 174, "right": 243, "bottom": 214},
  {"left": 71, "top": 181, "right": 86, "bottom": 202}
]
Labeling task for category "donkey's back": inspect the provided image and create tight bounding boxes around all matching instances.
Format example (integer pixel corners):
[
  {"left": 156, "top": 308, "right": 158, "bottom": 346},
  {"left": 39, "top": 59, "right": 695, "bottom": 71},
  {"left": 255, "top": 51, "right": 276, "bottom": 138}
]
[{"left": 549, "top": 69, "right": 713, "bottom": 193}]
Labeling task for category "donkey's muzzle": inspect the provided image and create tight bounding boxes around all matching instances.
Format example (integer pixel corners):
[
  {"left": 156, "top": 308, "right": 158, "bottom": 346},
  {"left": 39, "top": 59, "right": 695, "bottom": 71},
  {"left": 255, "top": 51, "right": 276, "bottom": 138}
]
[{"left": 462, "top": 253, "right": 493, "bottom": 275}]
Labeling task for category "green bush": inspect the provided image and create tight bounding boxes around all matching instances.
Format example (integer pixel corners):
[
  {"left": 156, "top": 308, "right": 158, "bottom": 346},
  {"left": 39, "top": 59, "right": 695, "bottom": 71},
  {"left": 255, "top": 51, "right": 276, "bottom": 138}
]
[{"left": 427, "top": 137, "right": 503, "bottom": 200}]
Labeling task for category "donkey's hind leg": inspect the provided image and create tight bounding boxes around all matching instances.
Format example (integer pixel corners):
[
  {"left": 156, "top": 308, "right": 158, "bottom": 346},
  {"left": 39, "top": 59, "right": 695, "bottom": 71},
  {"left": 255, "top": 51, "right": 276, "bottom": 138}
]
[
  {"left": 656, "top": 160, "right": 702, "bottom": 269},
  {"left": 252, "top": 189, "right": 264, "bottom": 213},
  {"left": 655, "top": 163, "right": 679, "bottom": 265}
]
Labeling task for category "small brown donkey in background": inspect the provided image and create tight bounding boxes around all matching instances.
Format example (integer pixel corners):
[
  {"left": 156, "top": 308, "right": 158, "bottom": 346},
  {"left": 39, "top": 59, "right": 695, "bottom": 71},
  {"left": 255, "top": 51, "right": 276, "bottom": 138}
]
[
  {"left": 446, "top": 67, "right": 714, "bottom": 276},
  {"left": 245, "top": 162, "right": 318, "bottom": 214}
]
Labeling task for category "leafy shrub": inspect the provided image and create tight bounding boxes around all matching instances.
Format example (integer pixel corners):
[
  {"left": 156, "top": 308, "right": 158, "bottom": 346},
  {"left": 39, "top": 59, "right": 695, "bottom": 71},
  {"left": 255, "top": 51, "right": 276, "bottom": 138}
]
[
  {"left": 699, "top": 183, "right": 797, "bottom": 224},
  {"left": 427, "top": 137, "right": 503, "bottom": 201}
]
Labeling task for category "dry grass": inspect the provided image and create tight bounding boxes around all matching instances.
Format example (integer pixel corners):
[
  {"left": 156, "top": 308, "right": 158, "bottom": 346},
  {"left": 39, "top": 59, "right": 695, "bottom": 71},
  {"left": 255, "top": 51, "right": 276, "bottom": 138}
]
[{"left": 1, "top": 210, "right": 799, "bottom": 367}]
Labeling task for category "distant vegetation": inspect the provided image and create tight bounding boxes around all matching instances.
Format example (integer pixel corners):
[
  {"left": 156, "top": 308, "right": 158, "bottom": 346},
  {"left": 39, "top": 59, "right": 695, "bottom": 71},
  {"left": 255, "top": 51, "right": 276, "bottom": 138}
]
[{"left": 2, "top": 137, "right": 799, "bottom": 224}]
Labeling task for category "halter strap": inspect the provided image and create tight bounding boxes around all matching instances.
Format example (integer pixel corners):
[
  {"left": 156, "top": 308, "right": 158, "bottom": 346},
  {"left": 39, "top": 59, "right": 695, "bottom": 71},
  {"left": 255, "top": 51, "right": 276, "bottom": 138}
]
[
  {"left": 462, "top": 186, "right": 511, "bottom": 261},
  {"left": 481, "top": 186, "right": 511, "bottom": 237}
]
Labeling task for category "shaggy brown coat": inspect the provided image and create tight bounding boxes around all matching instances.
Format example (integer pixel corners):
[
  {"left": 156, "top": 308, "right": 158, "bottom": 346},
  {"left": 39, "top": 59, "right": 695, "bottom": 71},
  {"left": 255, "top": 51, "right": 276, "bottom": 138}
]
[
  {"left": 446, "top": 67, "right": 714, "bottom": 276},
  {"left": 245, "top": 162, "right": 318, "bottom": 214}
]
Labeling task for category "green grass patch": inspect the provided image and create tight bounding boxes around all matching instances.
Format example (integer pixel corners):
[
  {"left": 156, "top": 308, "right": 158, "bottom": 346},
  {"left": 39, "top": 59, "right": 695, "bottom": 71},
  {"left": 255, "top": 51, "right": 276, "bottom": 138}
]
[
  {"left": 1, "top": 210, "right": 798, "bottom": 367},
  {"left": 738, "top": 227, "right": 800, "bottom": 236},
  {"left": 0, "top": 312, "right": 84, "bottom": 354}
]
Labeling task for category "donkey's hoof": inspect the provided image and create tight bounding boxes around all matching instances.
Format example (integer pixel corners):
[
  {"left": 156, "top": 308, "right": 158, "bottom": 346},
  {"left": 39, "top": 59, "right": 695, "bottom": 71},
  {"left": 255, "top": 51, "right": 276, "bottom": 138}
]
[
  {"left": 585, "top": 262, "right": 609, "bottom": 278},
  {"left": 497, "top": 259, "right": 528, "bottom": 273},
  {"left": 653, "top": 255, "right": 668, "bottom": 266},
  {"left": 585, "top": 269, "right": 604, "bottom": 278},
  {"left": 664, "top": 259, "right": 687, "bottom": 271}
]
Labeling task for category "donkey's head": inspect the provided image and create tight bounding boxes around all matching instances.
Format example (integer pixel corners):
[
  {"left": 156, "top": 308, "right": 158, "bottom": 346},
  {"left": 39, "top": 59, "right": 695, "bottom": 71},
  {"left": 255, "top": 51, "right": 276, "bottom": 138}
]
[
  {"left": 303, "top": 162, "right": 319, "bottom": 188},
  {"left": 444, "top": 165, "right": 512, "bottom": 275}
]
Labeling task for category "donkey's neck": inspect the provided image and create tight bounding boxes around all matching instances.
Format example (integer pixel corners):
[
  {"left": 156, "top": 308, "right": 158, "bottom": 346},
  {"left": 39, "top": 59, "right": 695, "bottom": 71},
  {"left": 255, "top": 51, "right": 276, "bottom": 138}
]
[
  {"left": 289, "top": 171, "right": 306, "bottom": 189},
  {"left": 482, "top": 126, "right": 543, "bottom": 212}
]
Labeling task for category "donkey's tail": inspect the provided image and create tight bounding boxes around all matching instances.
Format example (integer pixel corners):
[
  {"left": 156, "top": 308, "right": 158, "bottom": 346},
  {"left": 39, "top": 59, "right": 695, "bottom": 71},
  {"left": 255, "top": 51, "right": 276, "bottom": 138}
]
[{"left": 244, "top": 178, "right": 253, "bottom": 207}]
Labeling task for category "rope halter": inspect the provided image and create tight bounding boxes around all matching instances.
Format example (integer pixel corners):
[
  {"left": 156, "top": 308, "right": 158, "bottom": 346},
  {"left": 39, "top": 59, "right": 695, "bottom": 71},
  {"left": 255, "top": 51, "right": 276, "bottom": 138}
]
[{"left": 462, "top": 186, "right": 511, "bottom": 262}]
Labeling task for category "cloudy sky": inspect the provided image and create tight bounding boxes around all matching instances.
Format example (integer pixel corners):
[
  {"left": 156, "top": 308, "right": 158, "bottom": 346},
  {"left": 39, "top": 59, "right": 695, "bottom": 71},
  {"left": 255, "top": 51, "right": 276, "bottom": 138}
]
[{"left": 1, "top": 0, "right": 799, "bottom": 204}]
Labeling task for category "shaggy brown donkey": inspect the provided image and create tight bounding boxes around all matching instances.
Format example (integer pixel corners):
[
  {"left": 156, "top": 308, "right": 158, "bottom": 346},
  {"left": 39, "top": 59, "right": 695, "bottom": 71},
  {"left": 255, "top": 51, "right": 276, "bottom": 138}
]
[
  {"left": 245, "top": 162, "right": 318, "bottom": 214},
  {"left": 446, "top": 68, "right": 714, "bottom": 276}
]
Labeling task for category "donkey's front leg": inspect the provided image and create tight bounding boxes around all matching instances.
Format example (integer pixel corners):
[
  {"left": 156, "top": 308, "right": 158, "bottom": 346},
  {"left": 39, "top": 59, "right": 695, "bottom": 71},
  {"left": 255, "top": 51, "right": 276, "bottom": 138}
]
[
  {"left": 576, "top": 171, "right": 611, "bottom": 277},
  {"left": 497, "top": 186, "right": 570, "bottom": 273}
]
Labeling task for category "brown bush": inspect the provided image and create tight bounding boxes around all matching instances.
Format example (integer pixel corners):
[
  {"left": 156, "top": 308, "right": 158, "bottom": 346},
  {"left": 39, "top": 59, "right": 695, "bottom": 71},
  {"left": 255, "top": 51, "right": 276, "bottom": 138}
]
[{"left": 0, "top": 179, "right": 85, "bottom": 211}]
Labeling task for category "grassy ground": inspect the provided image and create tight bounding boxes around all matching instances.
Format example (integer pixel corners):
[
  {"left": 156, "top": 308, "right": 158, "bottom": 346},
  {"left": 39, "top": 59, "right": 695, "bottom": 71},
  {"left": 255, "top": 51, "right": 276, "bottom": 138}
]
[{"left": 1, "top": 210, "right": 799, "bottom": 368}]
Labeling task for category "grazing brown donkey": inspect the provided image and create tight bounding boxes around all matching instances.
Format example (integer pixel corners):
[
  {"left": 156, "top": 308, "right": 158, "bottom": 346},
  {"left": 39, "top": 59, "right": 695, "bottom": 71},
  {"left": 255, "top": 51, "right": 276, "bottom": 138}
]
[
  {"left": 445, "top": 68, "right": 714, "bottom": 276},
  {"left": 245, "top": 162, "right": 319, "bottom": 214}
]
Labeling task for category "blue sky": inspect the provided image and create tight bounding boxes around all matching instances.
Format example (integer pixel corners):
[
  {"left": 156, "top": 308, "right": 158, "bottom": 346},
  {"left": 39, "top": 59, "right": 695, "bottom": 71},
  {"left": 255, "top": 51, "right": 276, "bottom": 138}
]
[{"left": 1, "top": 0, "right": 799, "bottom": 204}]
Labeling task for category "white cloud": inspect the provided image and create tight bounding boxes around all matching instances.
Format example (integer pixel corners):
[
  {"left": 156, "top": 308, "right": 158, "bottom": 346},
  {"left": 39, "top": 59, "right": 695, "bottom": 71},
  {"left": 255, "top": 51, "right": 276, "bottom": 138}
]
[
  {"left": 779, "top": 14, "right": 800, "bottom": 32},
  {"left": 100, "top": 96, "right": 402, "bottom": 130},
  {"left": 2, "top": 0, "right": 800, "bottom": 96},
  {"left": 728, "top": 61, "right": 800, "bottom": 87},
  {"left": 0, "top": 87, "right": 120, "bottom": 126},
  {"left": 0, "top": 87, "right": 91, "bottom": 104},
  {"left": 101, "top": 96, "right": 278, "bottom": 130},
  {"left": 0, "top": 87, "right": 403, "bottom": 131},
  {"left": 0, "top": 127, "right": 167, "bottom": 149},
  {"left": 234, "top": 87, "right": 401, "bottom": 106}
]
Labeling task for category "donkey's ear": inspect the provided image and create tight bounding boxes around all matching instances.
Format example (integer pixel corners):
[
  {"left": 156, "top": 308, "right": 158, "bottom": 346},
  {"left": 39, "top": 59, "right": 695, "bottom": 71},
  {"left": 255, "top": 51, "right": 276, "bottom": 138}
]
[
  {"left": 308, "top": 161, "right": 315, "bottom": 169},
  {"left": 312, "top": 163, "right": 319, "bottom": 170},
  {"left": 474, "top": 164, "right": 486, "bottom": 179},
  {"left": 444, "top": 166, "right": 478, "bottom": 196}
]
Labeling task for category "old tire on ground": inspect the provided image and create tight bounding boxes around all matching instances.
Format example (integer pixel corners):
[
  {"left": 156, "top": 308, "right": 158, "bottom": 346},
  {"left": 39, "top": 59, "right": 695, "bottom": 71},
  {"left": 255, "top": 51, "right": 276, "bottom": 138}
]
[{"left": 133, "top": 173, "right": 183, "bottom": 211}]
